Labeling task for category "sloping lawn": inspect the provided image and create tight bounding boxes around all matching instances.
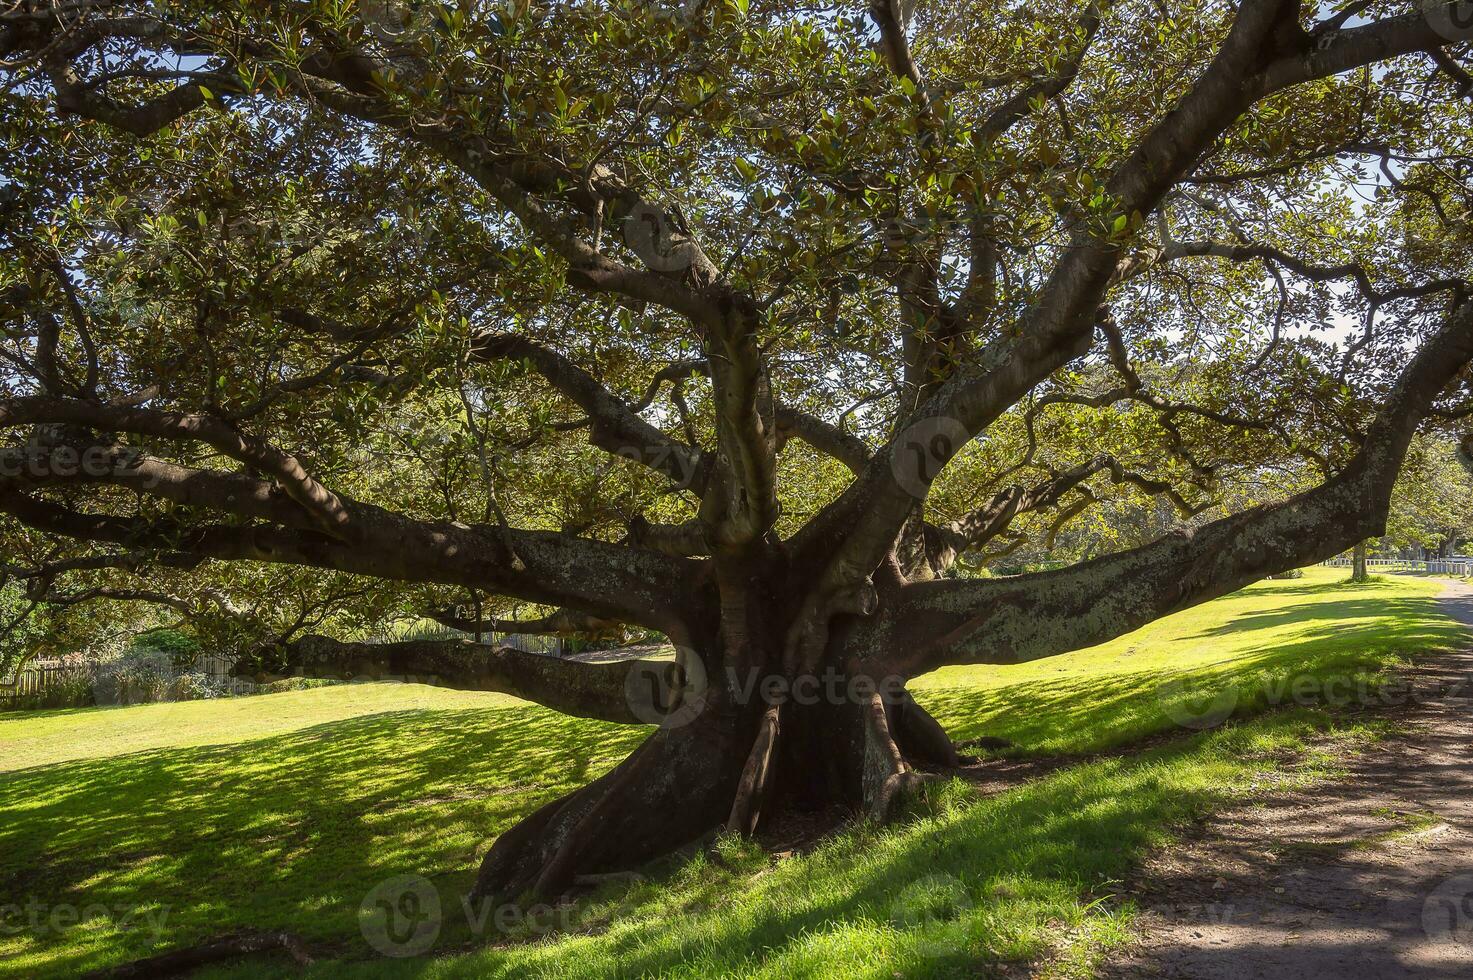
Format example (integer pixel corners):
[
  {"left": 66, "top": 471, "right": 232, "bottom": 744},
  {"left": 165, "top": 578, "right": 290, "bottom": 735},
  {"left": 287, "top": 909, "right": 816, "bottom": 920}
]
[
  {"left": 0, "top": 568, "right": 1464, "bottom": 979},
  {"left": 911, "top": 567, "right": 1466, "bottom": 752}
]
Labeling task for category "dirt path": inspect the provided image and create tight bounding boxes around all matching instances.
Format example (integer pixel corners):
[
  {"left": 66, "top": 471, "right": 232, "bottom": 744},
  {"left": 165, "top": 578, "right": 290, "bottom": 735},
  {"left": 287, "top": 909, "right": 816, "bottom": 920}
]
[{"left": 1099, "top": 579, "right": 1473, "bottom": 980}]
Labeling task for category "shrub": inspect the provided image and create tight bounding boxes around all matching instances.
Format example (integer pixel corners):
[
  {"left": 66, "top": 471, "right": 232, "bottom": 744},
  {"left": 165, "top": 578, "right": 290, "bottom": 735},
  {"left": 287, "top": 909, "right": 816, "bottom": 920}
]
[
  {"left": 168, "top": 671, "right": 224, "bottom": 702},
  {"left": 127, "top": 628, "right": 200, "bottom": 667},
  {"left": 2, "top": 672, "right": 94, "bottom": 711},
  {"left": 92, "top": 650, "right": 177, "bottom": 706},
  {"left": 5, "top": 642, "right": 339, "bottom": 712}
]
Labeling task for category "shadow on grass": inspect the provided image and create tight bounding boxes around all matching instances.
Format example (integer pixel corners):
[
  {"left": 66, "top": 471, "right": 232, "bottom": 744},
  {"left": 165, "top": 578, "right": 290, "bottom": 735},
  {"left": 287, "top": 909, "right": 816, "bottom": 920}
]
[
  {"left": 914, "top": 591, "right": 1465, "bottom": 755},
  {"left": 4, "top": 573, "right": 1466, "bottom": 978},
  {"left": 0, "top": 703, "right": 644, "bottom": 979},
  {"left": 1186, "top": 595, "right": 1444, "bottom": 638},
  {"left": 279, "top": 711, "right": 1360, "bottom": 980}
]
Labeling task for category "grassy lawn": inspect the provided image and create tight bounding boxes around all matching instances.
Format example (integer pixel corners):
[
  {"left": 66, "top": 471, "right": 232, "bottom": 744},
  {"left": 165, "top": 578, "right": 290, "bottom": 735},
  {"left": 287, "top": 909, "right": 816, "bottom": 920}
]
[
  {"left": 1, "top": 567, "right": 1465, "bottom": 979},
  {"left": 911, "top": 568, "right": 1466, "bottom": 752}
]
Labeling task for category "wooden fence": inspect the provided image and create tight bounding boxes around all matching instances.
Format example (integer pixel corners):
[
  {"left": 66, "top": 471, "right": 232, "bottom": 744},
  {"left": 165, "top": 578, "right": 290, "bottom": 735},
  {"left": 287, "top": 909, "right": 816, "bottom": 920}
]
[
  {"left": 0, "top": 660, "right": 89, "bottom": 705},
  {"left": 1, "top": 652, "right": 241, "bottom": 707},
  {"left": 1, "top": 641, "right": 555, "bottom": 706},
  {"left": 1323, "top": 557, "right": 1472, "bottom": 576}
]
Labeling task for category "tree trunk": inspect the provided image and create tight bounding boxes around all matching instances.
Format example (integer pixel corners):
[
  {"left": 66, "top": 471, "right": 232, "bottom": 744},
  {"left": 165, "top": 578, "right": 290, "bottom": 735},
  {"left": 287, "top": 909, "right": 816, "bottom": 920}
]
[
  {"left": 1352, "top": 539, "right": 1369, "bottom": 581},
  {"left": 469, "top": 645, "right": 959, "bottom": 904}
]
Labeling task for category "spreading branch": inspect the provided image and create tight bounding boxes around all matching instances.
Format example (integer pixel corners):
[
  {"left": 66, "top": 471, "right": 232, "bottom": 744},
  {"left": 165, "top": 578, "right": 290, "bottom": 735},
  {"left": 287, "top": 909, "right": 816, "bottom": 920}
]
[
  {"left": 853, "top": 295, "right": 1473, "bottom": 676},
  {"left": 244, "top": 634, "right": 677, "bottom": 726}
]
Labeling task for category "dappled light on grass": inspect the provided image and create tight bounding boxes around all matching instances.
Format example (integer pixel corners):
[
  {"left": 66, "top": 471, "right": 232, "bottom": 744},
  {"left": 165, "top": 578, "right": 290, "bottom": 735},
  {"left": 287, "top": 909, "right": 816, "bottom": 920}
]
[
  {"left": 0, "top": 700, "right": 643, "bottom": 978},
  {"left": 911, "top": 568, "right": 1467, "bottom": 753},
  {"left": 1, "top": 566, "right": 1466, "bottom": 978},
  {"left": 273, "top": 713, "right": 1371, "bottom": 980}
]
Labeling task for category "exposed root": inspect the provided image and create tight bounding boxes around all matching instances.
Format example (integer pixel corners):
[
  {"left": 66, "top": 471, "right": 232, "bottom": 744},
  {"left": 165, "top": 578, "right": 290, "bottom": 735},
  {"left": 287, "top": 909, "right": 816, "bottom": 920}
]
[
  {"left": 471, "top": 761, "right": 625, "bottom": 904},
  {"left": 892, "top": 691, "right": 960, "bottom": 769},
  {"left": 726, "top": 703, "right": 783, "bottom": 835},
  {"left": 533, "top": 731, "right": 666, "bottom": 896},
  {"left": 473, "top": 715, "right": 745, "bottom": 904},
  {"left": 476, "top": 685, "right": 959, "bottom": 902},
  {"left": 81, "top": 930, "right": 312, "bottom": 979},
  {"left": 861, "top": 691, "right": 932, "bottom": 822}
]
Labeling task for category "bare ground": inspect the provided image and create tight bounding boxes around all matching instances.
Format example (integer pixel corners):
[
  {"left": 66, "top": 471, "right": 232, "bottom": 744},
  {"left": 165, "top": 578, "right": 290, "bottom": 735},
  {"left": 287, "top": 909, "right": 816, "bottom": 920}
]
[{"left": 1099, "top": 579, "right": 1473, "bottom": 980}]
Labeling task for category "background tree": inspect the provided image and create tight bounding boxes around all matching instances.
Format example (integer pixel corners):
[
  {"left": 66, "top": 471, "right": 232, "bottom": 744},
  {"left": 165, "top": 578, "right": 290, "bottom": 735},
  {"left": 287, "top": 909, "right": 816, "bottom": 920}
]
[
  {"left": 2, "top": 0, "right": 1472, "bottom": 902},
  {"left": 1385, "top": 436, "right": 1473, "bottom": 557}
]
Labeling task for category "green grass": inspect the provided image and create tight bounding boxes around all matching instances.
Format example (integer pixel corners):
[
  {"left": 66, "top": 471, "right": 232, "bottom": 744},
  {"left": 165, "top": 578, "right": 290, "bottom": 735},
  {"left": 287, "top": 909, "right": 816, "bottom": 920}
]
[
  {"left": 0, "top": 567, "right": 1465, "bottom": 979},
  {"left": 264, "top": 716, "right": 1369, "bottom": 980},
  {"left": 0, "top": 694, "right": 645, "bottom": 978},
  {"left": 911, "top": 567, "right": 1465, "bottom": 752}
]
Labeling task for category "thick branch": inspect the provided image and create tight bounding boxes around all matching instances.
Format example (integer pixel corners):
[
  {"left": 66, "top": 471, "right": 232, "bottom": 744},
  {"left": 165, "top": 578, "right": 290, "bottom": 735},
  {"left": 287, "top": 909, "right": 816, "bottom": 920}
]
[
  {"left": 795, "top": 0, "right": 1446, "bottom": 591},
  {"left": 471, "top": 333, "right": 708, "bottom": 494},
  {"left": 242, "top": 634, "right": 675, "bottom": 725},
  {"left": 0, "top": 467, "right": 709, "bottom": 635},
  {"left": 774, "top": 406, "right": 872, "bottom": 475},
  {"left": 427, "top": 606, "right": 624, "bottom": 637},
  {"left": 0, "top": 397, "right": 351, "bottom": 535},
  {"left": 853, "top": 296, "right": 1473, "bottom": 677},
  {"left": 700, "top": 294, "right": 780, "bottom": 550}
]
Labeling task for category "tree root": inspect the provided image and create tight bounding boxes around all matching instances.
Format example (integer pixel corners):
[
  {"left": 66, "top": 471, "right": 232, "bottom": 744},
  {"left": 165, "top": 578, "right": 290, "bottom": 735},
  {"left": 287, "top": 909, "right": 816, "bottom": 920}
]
[
  {"left": 892, "top": 691, "right": 960, "bottom": 769},
  {"left": 473, "top": 715, "right": 744, "bottom": 904},
  {"left": 81, "top": 930, "right": 312, "bottom": 979},
  {"left": 861, "top": 691, "right": 934, "bottom": 822},
  {"left": 475, "top": 685, "right": 964, "bottom": 900},
  {"left": 726, "top": 703, "right": 782, "bottom": 835},
  {"left": 533, "top": 729, "right": 668, "bottom": 896}
]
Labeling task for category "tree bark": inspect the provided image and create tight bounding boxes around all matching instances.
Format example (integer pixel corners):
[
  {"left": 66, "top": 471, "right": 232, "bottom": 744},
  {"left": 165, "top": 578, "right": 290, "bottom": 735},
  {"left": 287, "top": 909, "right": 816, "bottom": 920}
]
[
  {"left": 238, "top": 635, "right": 684, "bottom": 726},
  {"left": 1352, "top": 539, "right": 1369, "bottom": 582},
  {"left": 466, "top": 641, "right": 964, "bottom": 904},
  {"left": 472, "top": 695, "right": 750, "bottom": 903}
]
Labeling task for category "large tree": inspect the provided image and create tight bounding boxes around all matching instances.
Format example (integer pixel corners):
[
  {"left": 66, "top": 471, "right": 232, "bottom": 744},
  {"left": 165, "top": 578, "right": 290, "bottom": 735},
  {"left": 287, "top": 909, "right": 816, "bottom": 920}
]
[{"left": 2, "top": 0, "right": 1472, "bottom": 903}]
